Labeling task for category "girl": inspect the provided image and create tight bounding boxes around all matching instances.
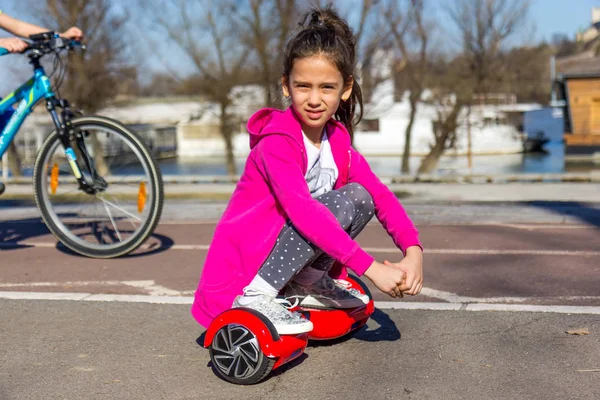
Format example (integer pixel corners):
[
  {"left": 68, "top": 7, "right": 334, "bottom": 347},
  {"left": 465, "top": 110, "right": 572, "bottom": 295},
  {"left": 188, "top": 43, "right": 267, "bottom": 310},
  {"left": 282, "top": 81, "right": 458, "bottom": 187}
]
[{"left": 192, "top": 6, "right": 423, "bottom": 335}]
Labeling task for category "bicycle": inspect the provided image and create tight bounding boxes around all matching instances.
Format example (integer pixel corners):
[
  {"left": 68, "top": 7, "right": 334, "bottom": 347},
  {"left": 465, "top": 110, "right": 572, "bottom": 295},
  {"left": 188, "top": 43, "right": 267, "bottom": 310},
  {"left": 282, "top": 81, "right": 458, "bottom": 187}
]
[{"left": 0, "top": 32, "right": 163, "bottom": 258}]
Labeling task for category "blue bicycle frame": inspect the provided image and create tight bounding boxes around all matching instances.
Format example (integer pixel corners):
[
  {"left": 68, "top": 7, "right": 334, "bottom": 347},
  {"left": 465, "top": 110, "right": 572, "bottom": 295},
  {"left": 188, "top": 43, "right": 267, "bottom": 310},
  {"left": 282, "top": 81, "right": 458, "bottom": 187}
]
[
  {"left": 0, "top": 47, "right": 83, "bottom": 180},
  {"left": 0, "top": 68, "right": 54, "bottom": 156}
]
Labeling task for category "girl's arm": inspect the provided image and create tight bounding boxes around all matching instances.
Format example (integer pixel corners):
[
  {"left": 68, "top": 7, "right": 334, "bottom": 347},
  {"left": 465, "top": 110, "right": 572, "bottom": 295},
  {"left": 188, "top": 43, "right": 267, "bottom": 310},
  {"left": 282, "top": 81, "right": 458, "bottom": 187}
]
[
  {"left": 257, "top": 134, "right": 375, "bottom": 276},
  {"left": 349, "top": 148, "right": 424, "bottom": 295},
  {"left": 0, "top": 12, "right": 83, "bottom": 40},
  {"left": 348, "top": 148, "right": 422, "bottom": 255},
  {"left": 0, "top": 12, "right": 49, "bottom": 38}
]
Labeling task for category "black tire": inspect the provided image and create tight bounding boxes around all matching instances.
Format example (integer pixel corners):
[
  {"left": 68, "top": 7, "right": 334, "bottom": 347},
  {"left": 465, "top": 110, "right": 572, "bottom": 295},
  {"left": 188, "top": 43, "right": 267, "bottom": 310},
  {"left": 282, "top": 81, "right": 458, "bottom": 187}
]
[
  {"left": 32, "top": 115, "right": 163, "bottom": 258},
  {"left": 209, "top": 324, "right": 276, "bottom": 385}
]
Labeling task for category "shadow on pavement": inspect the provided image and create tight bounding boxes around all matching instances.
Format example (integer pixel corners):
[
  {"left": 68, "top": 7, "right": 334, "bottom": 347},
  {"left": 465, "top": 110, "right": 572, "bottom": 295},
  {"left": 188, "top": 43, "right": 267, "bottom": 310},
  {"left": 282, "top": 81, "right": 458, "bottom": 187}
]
[
  {"left": 308, "top": 308, "right": 401, "bottom": 347},
  {"left": 525, "top": 201, "right": 600, "bottom": 228},
  {"left": 0, "top": 216, "right": 173, "bottom": 257}
]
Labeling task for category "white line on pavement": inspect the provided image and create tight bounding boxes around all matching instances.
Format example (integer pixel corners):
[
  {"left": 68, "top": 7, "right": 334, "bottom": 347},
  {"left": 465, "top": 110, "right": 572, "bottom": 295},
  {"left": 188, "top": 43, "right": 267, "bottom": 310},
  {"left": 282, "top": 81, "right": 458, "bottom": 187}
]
[
  {"left": 0, "top": 280, "right": 195, "bottom": 296},
  {"left": 2, "top": 241, "right": 598, "bottom": 256},
  {"left": 2, "top": 281, "right": 599, "bottom": 304},
  {"left": 0, "top": 291, "right": 599, "bottom": 314},
  {"left": 365, "top": 248, "right": 600, "bottom": 256}
]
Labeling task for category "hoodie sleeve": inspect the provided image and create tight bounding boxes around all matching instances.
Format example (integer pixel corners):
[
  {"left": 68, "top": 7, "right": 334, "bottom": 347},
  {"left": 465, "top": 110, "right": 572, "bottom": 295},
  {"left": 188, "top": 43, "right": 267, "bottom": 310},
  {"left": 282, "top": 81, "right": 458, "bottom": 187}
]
[
  {"left": 349, "top": 148, "right": 422, "bottom": 255},
  {"left": 256, "top": 134, "right": 375, "bottom": 275}
]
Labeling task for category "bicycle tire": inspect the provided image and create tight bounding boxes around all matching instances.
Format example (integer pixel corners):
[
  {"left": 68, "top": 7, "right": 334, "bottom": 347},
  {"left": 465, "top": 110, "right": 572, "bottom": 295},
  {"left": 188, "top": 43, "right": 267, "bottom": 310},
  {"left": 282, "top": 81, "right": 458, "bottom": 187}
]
[{"left": 32, "top": 115, "right": 164, "bottom": 258}]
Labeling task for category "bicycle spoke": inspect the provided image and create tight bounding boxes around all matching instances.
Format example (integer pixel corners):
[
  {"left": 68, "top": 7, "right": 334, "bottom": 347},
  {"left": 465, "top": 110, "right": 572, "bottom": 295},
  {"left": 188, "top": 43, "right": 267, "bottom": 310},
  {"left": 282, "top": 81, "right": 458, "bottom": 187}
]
[
  {"left": 101, "top": 200, "right": 123, "bottom": 242},
  {"left": 97, "top": 195, "right": 143, "bottom": 222}
]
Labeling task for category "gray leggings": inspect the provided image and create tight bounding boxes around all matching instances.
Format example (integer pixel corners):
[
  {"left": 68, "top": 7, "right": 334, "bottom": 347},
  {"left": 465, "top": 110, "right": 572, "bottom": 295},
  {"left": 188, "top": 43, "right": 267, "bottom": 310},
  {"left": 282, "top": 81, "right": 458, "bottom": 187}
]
[{"left": 258, "top": 183, "right": 375, "bottom": 290}]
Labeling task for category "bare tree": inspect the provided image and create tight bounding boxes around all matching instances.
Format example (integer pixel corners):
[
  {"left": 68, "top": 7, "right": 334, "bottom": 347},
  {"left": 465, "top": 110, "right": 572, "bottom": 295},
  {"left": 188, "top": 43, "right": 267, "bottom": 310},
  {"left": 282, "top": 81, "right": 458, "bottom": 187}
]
[
  {"left": 8, "top": 0, "right": 129, "bottom": 177},
  {"left": 417, "top": 55, "right": 473, "bottom": 174},
  {"left": 449, "top": 0, "right": 530, "bottom": 94},
  {"left": 237, "top": 0, "right": 301, "bottom": 108},
  {"left": 347, "top": 0, "right": 385, "bottom": 104},
  {"left": 31, "top": 0, "right": 133, "bottom": 112},
  {"left": 417, "top": 0, "right": 530, "bottom": 174},
  {"left": 383, "top": 0, "right": 429, "bottom": 174},
  {"left": 145, "top": 0, "right": 251, "bottom": 175}
]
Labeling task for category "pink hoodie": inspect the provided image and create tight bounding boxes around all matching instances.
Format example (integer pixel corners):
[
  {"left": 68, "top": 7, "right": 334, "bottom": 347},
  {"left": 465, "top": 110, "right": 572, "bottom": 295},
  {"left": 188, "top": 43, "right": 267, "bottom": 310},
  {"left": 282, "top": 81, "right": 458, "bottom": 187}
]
[{"left": 191, "top": 107, "right": 421, "bottom": 328}]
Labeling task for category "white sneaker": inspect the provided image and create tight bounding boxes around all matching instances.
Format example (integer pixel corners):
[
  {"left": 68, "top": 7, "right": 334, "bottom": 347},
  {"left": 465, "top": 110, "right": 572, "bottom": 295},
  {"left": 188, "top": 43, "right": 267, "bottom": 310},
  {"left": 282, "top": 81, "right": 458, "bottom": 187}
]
[
  {"left": 232, "top": 288, "right": 313, "bottom": 335},
  {"left": 285, "top": 275, "right": 368, "bottom": 309},
  {"left": 333, "top": 279, "right": 370, "bottom": 305}
]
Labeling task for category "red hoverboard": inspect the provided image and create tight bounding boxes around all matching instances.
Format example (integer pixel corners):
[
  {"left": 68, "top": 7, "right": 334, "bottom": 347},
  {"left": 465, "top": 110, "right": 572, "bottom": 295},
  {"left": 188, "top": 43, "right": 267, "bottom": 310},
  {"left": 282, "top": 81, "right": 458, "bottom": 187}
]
[{"left": 202, "top": 275, "right": 374, "bottom": 385}]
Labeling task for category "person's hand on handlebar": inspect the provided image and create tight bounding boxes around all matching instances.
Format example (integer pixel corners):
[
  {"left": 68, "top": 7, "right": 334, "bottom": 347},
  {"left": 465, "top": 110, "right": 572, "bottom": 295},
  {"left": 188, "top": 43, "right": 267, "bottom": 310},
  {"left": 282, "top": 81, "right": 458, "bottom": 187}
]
[
  {"left": 0, "top": 37, "right": 28, "bottom": 53},
  {"left": 60, "top": 27, "right": 83, "bottom": 41}
]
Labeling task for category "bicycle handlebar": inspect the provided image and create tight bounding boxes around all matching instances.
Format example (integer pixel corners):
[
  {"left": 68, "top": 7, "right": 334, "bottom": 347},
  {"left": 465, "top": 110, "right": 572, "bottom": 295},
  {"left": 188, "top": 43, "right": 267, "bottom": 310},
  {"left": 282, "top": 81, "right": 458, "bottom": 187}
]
[{"left": 0, "top": 32, "right": 84, "bottom": 57}]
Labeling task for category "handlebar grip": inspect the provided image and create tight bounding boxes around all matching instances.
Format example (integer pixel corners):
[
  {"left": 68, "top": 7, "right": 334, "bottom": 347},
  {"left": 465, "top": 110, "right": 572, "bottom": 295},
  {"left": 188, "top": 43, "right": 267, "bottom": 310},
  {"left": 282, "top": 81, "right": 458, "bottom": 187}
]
[
  {"left": 0, "top": 48, "right": 8, "bottom": 56},
  {"left": 29, "top": 31, "right": 56, "bottom": 41}
]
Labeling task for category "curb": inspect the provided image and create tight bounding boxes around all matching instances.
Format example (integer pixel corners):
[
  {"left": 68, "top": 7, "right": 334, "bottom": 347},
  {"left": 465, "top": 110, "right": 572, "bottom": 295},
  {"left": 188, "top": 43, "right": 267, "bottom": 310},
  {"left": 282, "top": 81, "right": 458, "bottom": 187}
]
[{"left": 2, "top": 172, "right": 600, "bottom": 185}]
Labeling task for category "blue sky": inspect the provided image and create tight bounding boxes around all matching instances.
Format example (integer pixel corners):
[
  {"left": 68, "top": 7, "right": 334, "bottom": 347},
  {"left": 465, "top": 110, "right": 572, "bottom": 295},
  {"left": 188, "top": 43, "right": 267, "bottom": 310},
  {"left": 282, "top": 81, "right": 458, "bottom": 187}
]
[
  {"left": 529, "top": 0, "right": 600, "bottom": 40},
  {"left": 1, "top": 0, "right": 599, "bottom": 95}
]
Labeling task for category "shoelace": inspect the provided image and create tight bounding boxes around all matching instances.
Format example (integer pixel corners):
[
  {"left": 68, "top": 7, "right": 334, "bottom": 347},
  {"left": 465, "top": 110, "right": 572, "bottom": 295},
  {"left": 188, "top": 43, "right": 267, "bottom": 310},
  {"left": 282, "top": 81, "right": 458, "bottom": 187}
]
[
  {"left": 333, "top": 279, "right": 364, "bottom": 297},
  {"left": 243, "top": 287, "right": 300, "bottom": 309},
  {"left": 333, "top": 279, "right": 352, "bottom": 289}
]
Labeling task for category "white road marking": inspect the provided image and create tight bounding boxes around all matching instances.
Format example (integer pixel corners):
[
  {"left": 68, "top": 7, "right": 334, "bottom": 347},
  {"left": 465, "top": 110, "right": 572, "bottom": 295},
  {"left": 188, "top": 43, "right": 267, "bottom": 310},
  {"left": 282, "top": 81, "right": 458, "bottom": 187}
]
[
  {"left": 0, "top": 281, "right": 599, "bottom": 313},
  {"left": 0, "top": 291, "right": 598, "bottom": 314},
  {"left": 364, "top": 248, "right": 600, "bottom": 256},
  {"left": 0, "top": 280, "right": 196, "bottom": 296},
  {"left": 3, "top": 241, "right": 598, "bottom": 256},
  {"left": 496, "top": 224, "right": 599, "bottom": 230}
]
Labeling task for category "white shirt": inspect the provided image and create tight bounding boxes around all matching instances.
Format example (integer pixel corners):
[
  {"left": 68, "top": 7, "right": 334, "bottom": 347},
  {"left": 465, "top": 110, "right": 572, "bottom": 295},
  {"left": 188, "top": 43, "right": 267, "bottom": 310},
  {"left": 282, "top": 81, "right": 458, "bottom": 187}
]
[{"left": 303, "top": 129, "right": 339, "bottom": 198}]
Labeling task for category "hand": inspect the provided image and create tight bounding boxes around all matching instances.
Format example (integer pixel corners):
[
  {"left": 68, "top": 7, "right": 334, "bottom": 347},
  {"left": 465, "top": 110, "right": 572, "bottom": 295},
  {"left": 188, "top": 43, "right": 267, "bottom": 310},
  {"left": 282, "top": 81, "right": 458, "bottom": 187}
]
[
  {"left": 0, "top": 37, "right": 28, "bottom": 53},
  {"left": 363, "top": 260, "right": 406, "bottom": 298},
  {"left": 61, "top": 27, "right": 83, "bottom": 41},
  {"left": 384, "top": 246, "right": 423, "bottom": 296}
]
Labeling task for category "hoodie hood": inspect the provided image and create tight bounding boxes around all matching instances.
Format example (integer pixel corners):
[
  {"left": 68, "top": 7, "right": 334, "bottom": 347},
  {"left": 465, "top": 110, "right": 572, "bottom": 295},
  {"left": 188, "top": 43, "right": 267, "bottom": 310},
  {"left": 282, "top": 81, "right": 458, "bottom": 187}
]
[
  {"left": 247, "top": 107, "right": 302, "bottom": 149},
  {"left": 246, "top": 106, "right": 351, "bottom": 150}
]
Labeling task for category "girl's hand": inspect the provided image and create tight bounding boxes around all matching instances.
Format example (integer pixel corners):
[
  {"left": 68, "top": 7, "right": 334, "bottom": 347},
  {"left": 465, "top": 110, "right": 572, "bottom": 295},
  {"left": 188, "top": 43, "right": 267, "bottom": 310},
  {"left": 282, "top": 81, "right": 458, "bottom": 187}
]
[
  {"left": 363, "top": 260, "right": 406, "bottom": 298},
  {"left": 0, "top": 37, "right": 28, "bottom": 53},
  {"left": 384, "top": 246, "right": 423, "bottom": 295},
  {"left": 61, "top": 27, "right": 83, "bottom": 41}
]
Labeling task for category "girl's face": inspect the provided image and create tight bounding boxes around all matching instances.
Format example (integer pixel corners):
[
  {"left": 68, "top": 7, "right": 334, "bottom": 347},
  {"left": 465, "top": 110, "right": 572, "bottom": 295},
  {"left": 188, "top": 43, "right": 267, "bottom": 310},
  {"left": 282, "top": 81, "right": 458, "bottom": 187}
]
[{"left": 282, "top": 54, "right": 352, "bottom": 135}]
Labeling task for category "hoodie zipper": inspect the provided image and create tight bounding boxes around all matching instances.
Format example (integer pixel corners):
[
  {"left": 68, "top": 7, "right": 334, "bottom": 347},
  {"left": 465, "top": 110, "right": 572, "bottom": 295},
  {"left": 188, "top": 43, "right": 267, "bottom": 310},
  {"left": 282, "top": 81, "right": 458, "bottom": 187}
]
[{"left": 346, "top": 149, "right": 351, "bottom": 184}]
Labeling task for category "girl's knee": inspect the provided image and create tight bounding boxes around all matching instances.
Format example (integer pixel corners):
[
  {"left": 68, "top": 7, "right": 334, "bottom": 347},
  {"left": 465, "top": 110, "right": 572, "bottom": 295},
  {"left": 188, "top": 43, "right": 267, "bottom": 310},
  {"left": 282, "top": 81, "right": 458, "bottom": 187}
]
[
  {"left": 343, "top": 183, "right": 374, "bottom": 214},
  {"left": 317, "top": 191, "right": 355, "bottom": 229}
]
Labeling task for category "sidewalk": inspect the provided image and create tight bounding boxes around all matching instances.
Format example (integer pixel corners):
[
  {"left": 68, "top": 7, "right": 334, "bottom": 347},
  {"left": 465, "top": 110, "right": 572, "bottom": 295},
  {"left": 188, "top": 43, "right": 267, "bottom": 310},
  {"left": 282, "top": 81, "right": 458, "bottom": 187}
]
[{"left": 2, "top": 179, "right": 599, "bottom": 203}]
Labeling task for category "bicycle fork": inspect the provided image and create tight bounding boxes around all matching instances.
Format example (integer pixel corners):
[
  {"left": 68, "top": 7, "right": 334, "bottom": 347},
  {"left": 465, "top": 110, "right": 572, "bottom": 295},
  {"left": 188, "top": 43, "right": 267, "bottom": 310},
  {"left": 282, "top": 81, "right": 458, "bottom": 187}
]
[{"left": 46, "top": 97, "right": 106, "bottom": 195}]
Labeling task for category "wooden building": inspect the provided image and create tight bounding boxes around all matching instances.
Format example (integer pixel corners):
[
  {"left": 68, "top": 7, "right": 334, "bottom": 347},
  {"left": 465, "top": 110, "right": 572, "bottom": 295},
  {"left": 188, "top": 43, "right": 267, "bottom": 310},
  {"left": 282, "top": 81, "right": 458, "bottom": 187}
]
[
  {"left": 555, "top": 70, "right": 600, "bottom": 158},
  {"left": 555, "top": 9, "right": 600, "bottom": 159}
]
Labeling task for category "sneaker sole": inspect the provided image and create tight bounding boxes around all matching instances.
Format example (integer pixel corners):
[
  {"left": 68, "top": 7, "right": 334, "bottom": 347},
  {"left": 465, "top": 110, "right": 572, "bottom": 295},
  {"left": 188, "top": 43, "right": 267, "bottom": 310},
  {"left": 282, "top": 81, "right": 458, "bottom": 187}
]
[
  {"left": 273, "top": 321, "right": 314, "bottom": 335},
  {"left": 296, "top": 296, "right": 366, "bottom": 310}
]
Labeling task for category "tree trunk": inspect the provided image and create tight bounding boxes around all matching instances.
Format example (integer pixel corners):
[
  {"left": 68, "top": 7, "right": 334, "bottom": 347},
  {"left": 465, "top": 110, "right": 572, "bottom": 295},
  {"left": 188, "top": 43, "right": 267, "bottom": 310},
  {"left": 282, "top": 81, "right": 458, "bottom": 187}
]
[
  {"left": 417, "top": 103, "right": 462, "bottom": 175},
  {"left": 401, "top": 94, "right": 418, "bottom": 174},
  {"left": 262, "top": 62, "right": 272, "bottom": 107},
  {"left": 7, "top": 143, "right": 22, "bottom": 178},
  {"left": 90, "top": 134, "right": 109, "bottom": 176},
  {"left": 220, "top": 102, "right": 236, "bottom": 176},
  {"left": 417, "top": 140, "right": 446, "bottom": 174}
]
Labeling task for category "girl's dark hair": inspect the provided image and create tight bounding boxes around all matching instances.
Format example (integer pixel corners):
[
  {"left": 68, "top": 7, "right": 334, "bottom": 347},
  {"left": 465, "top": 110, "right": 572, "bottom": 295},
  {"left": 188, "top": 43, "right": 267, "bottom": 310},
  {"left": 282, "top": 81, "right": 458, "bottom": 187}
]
[{"left": 283, "top": 5, "right": 363, "bottom": 137}]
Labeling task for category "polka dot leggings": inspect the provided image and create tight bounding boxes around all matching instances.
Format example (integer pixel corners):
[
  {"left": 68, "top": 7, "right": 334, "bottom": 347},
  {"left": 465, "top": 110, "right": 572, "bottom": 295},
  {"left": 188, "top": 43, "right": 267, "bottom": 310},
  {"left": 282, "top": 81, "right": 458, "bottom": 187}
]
[{"left": 258, "top": 182, "right": 375, "bottom": 290}]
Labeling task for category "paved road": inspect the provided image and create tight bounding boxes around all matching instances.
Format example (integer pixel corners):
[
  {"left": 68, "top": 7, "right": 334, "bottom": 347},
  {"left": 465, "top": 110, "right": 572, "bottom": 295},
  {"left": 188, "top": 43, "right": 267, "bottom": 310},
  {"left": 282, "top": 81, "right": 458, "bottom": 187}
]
[
  {"left": 0, "top": 300, "right": 598, "bottom": 400},
  {"left": 0, "top": 201, "right": 599, "bottom": 306},
  {"left": 0, "top": 199, "right": 599, "bottom": 399}
]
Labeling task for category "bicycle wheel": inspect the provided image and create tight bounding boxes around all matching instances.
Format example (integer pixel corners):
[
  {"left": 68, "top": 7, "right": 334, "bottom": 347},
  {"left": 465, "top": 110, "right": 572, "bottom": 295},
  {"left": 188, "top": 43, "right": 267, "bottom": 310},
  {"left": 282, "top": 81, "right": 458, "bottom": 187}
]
[{"left": 33, "top": 116, "right": 164, "bottom": 258}]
